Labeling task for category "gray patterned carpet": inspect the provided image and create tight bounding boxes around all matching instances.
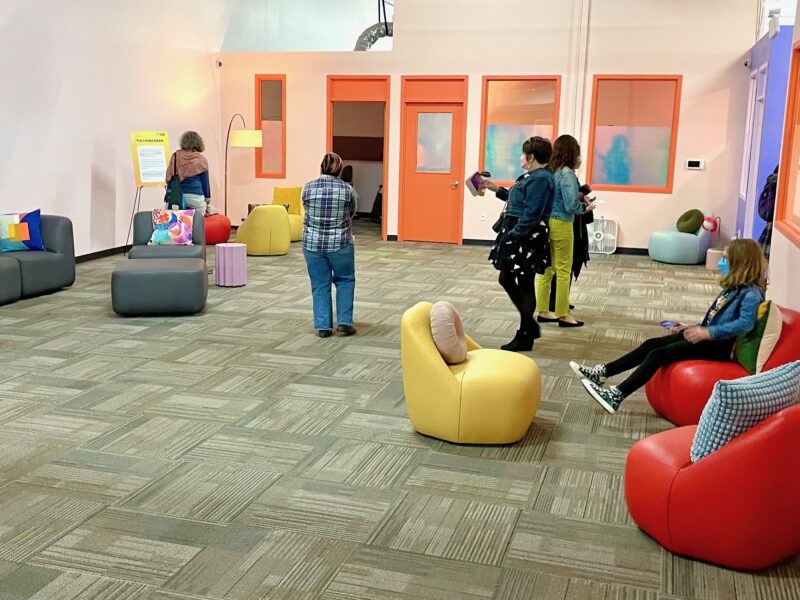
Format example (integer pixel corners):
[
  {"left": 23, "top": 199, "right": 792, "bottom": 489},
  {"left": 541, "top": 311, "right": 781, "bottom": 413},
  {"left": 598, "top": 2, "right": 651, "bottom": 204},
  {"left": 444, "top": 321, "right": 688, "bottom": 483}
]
[{"left": 0, "top": 221, "right": 797, "bottom": 600}]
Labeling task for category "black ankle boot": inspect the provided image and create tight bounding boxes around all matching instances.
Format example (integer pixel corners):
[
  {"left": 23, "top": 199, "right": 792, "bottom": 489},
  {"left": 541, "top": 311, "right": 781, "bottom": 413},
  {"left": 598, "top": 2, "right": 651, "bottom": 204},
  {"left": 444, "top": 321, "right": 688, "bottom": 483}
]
[{"left": 501, "top": 330, "right": 534, "bottom": 352}]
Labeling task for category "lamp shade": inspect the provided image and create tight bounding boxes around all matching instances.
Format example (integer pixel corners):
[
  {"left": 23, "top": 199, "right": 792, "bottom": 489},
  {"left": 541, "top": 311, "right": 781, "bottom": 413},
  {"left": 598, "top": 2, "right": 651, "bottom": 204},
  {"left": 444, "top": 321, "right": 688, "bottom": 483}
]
[{"left": 229, "top": 129, "right": 263, "bottom": 148}]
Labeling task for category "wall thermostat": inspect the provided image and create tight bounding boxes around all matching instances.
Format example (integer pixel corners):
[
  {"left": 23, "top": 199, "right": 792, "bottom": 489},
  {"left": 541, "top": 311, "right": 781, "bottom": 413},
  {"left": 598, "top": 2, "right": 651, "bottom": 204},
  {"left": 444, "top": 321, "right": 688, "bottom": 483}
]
[{"left": 685, "top": 159, "right": 704, "bottom": 170}]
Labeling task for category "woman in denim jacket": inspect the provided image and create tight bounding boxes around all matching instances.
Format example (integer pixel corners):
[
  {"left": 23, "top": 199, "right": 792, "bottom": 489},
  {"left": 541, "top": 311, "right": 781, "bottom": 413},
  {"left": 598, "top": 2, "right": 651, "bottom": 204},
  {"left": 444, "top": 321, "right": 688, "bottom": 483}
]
[
  {"left": 484, "top": 137, "right": 555, "bottom": 352},
  {"left": 535, "top": 135, "right": 593, "bottom": 327},
  {"left": 571, "top": 239, "right": 768, "bottom": 414}
]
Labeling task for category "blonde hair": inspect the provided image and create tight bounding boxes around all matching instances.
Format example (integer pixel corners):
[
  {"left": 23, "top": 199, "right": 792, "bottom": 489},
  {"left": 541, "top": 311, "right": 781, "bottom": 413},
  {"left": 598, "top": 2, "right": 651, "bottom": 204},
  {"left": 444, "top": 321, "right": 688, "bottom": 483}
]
[{"left": 721, "top": 238, "right": 767, "bottom": 292}]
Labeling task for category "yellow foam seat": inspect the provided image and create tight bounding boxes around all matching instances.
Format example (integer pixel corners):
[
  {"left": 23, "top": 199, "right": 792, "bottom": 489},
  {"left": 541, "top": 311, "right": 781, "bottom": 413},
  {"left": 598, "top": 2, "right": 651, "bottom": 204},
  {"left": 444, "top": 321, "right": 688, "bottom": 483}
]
[
  {"left": 401, "top": 301, "right": 541, "bottom": 444},
  {"left": 236, "top": 205, "right": 291, "bottom": 256},
  {"left": 272, "top": 186, "right": 304, "bottom": 242}
]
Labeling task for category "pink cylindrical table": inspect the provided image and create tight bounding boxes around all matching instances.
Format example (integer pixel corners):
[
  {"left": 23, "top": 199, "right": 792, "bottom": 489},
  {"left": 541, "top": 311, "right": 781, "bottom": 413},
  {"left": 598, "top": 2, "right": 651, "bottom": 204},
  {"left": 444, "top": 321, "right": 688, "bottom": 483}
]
[{"left": 215, "top": 243, "right": 247, "bottom": 287}]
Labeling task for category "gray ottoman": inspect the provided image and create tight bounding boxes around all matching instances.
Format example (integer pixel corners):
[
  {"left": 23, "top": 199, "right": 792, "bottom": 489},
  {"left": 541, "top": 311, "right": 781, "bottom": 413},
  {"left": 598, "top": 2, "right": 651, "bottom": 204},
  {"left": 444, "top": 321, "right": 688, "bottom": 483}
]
[
  {"left": 0, "top": 256, "right": 22, "bottom": 306},
  {"left": 112, "top": 259, "right": 207, "bottom": 316}
]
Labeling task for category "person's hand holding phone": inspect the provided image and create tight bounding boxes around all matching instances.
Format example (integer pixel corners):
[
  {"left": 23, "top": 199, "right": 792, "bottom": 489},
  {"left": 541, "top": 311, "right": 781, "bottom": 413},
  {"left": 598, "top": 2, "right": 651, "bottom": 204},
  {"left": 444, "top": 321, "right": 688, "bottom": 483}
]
[
  {"left": 482, "top": 179, "right": 499, "bottom": 193},
  {"left": 660, "top": 320, "right": 686, "bottom": 334}
]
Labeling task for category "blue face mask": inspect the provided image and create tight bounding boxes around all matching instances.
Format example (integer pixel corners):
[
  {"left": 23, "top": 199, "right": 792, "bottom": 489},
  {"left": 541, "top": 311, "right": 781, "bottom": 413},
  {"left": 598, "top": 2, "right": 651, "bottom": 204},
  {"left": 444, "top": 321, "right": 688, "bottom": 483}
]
[{"left": 718, "top": 256, "right": 730, "bottom": 276}]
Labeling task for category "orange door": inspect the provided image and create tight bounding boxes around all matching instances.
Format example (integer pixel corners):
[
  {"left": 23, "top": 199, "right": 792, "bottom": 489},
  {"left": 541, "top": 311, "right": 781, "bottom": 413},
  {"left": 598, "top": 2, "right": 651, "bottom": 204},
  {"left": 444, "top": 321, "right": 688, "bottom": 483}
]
[{"left": 400, "top": 102, "right": 466, "bottom": 243}]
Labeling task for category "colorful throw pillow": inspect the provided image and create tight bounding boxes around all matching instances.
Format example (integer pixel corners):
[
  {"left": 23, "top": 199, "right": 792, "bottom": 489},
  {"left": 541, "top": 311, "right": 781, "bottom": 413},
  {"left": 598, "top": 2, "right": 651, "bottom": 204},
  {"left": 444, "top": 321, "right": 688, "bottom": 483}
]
[
  {"left": 690, "top": 360, "right": 800, "bottom": 462},
  {"left": 147, "top": 209, "right": 195, "bottom": 246},
  {"left": 734, "top": 301, "right": 783, "bottom": 374},
  {"left": 676, "top": 209, "right": 705, "bottom": 233},
  {"left": 430, "top": 301, "right": 467, "bottom": 364},
  {"left": 0, "top": 209, "right": 46, "bottom": 252}
]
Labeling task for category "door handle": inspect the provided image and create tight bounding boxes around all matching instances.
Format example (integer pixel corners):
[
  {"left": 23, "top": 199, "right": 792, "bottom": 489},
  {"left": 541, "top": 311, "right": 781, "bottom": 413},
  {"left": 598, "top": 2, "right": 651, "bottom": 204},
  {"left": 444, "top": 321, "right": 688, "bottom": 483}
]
[{"left": 450, "top": 181, "right": 460, "bottom": 189}]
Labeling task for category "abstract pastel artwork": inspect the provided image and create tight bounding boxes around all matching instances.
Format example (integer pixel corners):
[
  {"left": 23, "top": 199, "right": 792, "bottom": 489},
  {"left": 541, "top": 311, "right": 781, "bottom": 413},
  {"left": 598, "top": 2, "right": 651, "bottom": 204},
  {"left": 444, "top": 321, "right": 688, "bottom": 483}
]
[
  {"left": 485, "top": 124, "right": 552, "bottom": 182},
  {"left": 416, "top": 112, "right": 453, "bottom": 172},
  {"left": 591, "top": 126, "right": 672, "bottom": 188},
  {"left": 589, "top": 77, "right": 680, "bottom": 190}
]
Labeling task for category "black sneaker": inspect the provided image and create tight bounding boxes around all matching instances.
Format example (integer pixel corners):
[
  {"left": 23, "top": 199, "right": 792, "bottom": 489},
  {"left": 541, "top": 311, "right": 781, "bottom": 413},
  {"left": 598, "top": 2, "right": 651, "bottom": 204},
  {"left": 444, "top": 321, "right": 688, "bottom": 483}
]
[
  {"left": 317, "top": 329, "right": 332, "bottom": 338},
  {"left": 569, "top": 361, "right": 607, "bottom": 385},
  {"left": 336, "top": 324, "right": 357, "bottom": 336},
  {"left": 581, "top": 379, "right": 624, "bottom": 414}
]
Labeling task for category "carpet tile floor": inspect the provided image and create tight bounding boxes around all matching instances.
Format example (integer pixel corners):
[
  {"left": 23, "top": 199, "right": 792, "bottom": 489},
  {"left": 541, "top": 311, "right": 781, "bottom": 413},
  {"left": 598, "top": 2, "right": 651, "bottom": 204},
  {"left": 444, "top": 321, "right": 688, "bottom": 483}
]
[{"left": 0, "top": 221, "right": 797, "bottom": 599}]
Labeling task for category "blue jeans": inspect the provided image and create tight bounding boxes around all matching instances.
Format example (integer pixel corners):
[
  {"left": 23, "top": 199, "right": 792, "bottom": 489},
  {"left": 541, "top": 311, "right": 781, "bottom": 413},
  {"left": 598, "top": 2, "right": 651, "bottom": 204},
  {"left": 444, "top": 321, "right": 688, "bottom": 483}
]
[{"left": 303, "top": 244, "right": 355, "bottom": 330}]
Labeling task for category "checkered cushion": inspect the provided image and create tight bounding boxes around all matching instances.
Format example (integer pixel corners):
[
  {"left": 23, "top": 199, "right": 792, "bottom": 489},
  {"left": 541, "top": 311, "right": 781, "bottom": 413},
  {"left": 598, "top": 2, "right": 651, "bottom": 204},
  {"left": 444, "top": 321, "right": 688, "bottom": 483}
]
[{"left": 691, "top": 360, "right": 800, "bottom": 462}]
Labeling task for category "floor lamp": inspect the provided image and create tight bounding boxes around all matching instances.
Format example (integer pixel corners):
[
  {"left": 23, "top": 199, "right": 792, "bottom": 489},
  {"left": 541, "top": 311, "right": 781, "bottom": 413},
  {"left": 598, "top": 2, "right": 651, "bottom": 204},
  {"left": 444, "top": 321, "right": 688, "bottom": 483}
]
[{"left": 224, "top": 113, "right": 263, "bottom": 217}]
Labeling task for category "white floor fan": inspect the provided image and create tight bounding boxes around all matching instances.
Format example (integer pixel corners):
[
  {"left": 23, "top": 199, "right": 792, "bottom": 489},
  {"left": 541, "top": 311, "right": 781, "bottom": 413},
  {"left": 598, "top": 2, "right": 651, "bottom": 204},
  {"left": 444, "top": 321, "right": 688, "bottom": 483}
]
[{"left": 587, "top": 217, "right": 618, "bottom": 254}]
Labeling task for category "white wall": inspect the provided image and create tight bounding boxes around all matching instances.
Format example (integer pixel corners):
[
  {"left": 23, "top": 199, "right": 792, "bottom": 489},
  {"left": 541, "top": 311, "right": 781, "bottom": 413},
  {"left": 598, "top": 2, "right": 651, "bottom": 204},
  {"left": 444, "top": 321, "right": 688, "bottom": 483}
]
[
  {"left": 222, "top": 0, "right": 393, "bottom": 52},
  {"left": 0, "top": 0, "right": 233, "bottom": 256},
  {"left": 221, "top": 0, "right": 755, "bottom": 248}
]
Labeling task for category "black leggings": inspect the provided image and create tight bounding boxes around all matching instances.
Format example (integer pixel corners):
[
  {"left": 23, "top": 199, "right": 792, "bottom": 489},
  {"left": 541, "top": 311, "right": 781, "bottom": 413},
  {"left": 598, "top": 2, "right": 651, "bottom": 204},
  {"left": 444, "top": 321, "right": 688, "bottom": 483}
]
[
  {"left": 606, "top": 333, "right": 735, "bottom": 396},
  {"left": 499, "top": 271, "right": 539, "bottom": 336}
]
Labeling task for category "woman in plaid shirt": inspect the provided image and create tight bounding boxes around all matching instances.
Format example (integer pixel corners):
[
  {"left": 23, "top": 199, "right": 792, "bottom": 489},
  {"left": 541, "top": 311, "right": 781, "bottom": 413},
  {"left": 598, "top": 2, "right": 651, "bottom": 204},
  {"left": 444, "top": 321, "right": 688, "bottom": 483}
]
[{"left": 302, "top": 153, "right": 357, "bottom": 337}]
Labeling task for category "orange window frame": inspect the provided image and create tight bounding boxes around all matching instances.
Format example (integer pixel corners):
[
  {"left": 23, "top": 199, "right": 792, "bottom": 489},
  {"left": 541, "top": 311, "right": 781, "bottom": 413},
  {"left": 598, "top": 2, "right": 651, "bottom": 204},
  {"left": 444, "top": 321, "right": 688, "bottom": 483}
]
[
  {"left": 775, "top": 43, "right": 800, "bottom": 248},
  {"left": 254, "top": 74, "right": 287, "bottom": 179},
  {"left": 479, "top": 76, "right": 561, "bottom": 185},
  {"left": 585, "top": 74, "right": 682, "bottom": 194}
]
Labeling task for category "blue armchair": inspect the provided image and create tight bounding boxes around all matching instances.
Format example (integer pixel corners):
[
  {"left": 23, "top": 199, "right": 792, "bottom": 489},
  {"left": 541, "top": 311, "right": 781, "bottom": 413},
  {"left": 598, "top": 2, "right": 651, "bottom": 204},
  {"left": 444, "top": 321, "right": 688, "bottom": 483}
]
[{"left": 648, "top": 213, "right": 714, "bottom": 265}]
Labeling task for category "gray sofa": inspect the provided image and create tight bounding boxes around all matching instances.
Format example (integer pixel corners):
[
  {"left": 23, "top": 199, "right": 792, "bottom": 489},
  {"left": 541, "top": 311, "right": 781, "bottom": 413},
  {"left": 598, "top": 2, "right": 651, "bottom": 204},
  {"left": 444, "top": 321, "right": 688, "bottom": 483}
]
[
  {"left": 129, "top": 211, "right": 205, "bottom": 259},
  {"left": 0, "top": 215, "right": 75, "bottom": 306}
]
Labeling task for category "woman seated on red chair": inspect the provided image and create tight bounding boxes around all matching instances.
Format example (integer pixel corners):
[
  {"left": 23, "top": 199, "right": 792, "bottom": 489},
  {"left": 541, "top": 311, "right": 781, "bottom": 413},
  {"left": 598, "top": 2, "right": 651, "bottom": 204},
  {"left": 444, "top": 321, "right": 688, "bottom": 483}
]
[{"left": 571, "top": 238, "right": 768, "bottom": 414}]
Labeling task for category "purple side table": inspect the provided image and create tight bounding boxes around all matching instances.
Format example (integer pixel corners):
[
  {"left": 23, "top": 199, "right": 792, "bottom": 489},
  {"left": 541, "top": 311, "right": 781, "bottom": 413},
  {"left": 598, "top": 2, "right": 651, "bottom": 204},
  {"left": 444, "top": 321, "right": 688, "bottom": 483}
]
[{"left": 215, "top": 243, "right": 247, "bottom": 287}]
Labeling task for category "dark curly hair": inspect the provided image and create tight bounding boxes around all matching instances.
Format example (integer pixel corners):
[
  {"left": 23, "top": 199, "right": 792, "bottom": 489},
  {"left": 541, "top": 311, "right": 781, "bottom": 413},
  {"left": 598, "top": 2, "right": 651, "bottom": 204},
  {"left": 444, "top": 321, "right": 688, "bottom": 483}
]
[{"left": 522, "top": 136, "right": 552, "bottom": 165}]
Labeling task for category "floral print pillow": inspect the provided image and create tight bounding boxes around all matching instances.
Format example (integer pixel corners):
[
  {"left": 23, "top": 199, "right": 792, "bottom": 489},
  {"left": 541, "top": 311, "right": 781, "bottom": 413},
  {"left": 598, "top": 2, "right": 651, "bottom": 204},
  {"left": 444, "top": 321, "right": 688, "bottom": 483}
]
[{"left": 148, "top": 209, "right": 195, "bottom": 246}]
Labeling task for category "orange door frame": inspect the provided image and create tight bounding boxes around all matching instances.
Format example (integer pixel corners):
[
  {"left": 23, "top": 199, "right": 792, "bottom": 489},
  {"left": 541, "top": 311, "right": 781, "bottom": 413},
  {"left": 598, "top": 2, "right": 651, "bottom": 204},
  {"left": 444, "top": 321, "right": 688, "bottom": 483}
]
[
  {"left": 326, "top": 75, "right": 391, "bottom": 241},
  {"left": 398, "top": 75, "right": 469, "bottom": 244}
]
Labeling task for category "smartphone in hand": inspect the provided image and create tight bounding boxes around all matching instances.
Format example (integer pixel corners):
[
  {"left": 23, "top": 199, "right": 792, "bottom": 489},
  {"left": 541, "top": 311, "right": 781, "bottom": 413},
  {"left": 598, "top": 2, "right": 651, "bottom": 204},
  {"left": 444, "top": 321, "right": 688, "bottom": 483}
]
[{"left": 660, "top": 320, "right": 685, "bottom": 332}]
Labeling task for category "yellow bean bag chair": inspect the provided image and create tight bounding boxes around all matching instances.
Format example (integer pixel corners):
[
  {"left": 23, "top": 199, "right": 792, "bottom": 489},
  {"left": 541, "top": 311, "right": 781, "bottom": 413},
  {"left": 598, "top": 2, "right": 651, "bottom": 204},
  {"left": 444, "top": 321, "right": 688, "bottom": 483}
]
[
  {"left": 401, "top": 301, "right": 541, "bottom": 444},
  {"left": 272, "top": 186, "right": 304, "bottom": 242},
  {"left": 236, "top": 205, "right": 291, "bottom": 256}
]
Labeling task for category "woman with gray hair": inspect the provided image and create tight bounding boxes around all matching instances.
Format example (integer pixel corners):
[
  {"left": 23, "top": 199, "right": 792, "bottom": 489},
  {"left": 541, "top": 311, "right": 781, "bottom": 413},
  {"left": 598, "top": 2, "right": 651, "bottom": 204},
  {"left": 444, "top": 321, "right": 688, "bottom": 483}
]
[{"left": 165, "top": 131, "right": 218, "bottom": 215}]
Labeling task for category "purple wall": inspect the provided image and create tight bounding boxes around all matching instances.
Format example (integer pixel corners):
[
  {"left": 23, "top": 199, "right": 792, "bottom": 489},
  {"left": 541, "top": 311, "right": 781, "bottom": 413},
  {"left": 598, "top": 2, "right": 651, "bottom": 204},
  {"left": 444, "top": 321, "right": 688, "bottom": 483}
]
[
  {"left": 737, "top": 26, "right": 792, "bottom": 241},
  {"left": 753, "top": 26, "right": 793, "bottom": 241}
]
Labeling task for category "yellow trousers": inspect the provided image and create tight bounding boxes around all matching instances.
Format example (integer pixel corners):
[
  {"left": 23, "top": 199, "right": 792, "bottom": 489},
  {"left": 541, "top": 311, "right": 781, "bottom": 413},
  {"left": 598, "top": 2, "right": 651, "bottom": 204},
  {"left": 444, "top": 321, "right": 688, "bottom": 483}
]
[{"left": 536, "top": 218, "right": 574, "bottom": 317}]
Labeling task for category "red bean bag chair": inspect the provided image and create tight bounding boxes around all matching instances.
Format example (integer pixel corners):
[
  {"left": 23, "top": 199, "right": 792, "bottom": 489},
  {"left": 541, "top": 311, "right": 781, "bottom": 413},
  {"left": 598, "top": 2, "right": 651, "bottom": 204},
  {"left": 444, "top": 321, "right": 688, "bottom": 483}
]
[
  {"left": 646, "top": 306, "right": 800, "bottom": 425},
  {"left": 625, "top": 404, "right": 800, "bottom": 570},
  {"left": 205, "top": 213, "right": 232, "bottom": 245}
]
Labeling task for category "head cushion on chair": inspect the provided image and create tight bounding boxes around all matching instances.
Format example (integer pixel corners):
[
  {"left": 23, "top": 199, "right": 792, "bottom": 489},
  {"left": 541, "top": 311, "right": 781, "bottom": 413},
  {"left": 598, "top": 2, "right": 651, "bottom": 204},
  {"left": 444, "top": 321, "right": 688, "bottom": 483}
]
[
  {"left": 676, "top": 209, "right": 705, "bottom": 233},
  {"left": 430, "top": 301, "right": 467, "bottom": 364}
]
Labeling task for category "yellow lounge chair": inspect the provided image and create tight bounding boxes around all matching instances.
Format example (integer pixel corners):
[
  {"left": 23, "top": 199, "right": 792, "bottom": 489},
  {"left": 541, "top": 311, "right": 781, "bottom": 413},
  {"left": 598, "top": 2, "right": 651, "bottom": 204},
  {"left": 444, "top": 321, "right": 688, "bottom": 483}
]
[
  {"left": 236, "top": 205, "right": 291, "bottom": 256},
  {"left": 272, "top": 186, "right": 304, "bottom": 242},
  {"left": 401, "top": 301, "right": 541, "bottom": 444}
]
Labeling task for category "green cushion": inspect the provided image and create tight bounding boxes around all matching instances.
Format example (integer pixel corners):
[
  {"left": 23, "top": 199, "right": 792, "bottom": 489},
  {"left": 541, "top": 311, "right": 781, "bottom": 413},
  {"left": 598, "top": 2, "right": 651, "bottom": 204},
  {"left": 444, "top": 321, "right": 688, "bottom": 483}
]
[
  {"left": 676, "top": 209, "right": 704, "bottom": 233},
  {"left": 734, "top": 301, "right": 783, "bottom": 374}
]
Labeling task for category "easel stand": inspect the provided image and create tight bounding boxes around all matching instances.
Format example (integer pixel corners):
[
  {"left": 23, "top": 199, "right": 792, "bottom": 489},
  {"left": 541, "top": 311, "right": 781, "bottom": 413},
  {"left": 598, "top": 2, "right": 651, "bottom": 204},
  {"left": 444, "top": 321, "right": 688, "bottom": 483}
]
[{"left": 125, "top": 186, "right": 144, "bottom": 255}]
